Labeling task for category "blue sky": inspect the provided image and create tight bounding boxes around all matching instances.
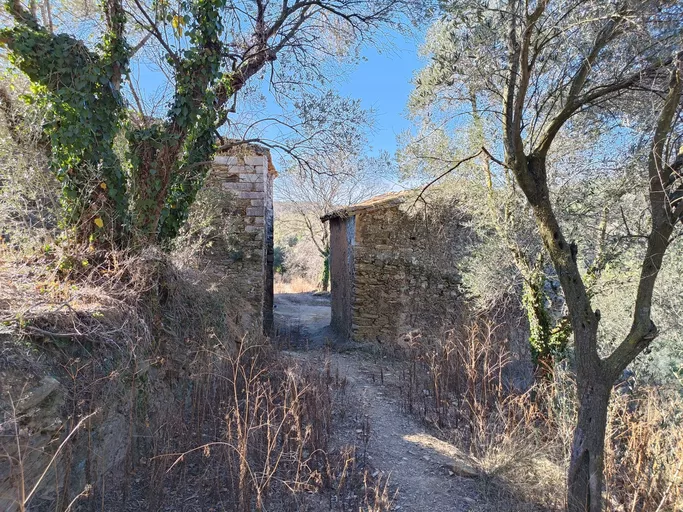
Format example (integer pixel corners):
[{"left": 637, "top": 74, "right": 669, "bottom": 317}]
[
  {"left": 128, "top": 28, "right": 427, "bottom": 181},
  {"left": 336, "top": 33, "right": 425, "bottom": 156}
]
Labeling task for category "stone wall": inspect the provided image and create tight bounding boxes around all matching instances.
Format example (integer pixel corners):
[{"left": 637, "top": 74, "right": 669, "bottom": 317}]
[
  {"left": 349, "top": 202, "right": 468, "bottom": 342},
  {"left": 204, "top": 146, "right": 276, "bottom": 334},
  {"left": 325, "top": 193, "right": 534, "bottom": 389}
]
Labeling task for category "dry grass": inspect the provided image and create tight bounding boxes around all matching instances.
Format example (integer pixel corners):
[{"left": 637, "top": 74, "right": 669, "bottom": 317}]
[
  {"left": 274, "top": 274, "right": 318, "bottom": 294},
  {"left": 2, "top": 401, "right": 97, "bottom": 512},
  {"left": 0, "top": 246, "right": 391, "bottom": 511},
  {"left": 123, "top": 341, "right": 395, "bottom": 512},
  {"left": 0, "top": 243, "right": 162, "bottom": 349},
  {"left": 156, "top": 342, "right": 332, "bottom": 511},
  {"left": 393, "top": 316, "right": 683, "bottom": 511},
  {"left": 395, "top": 321, "right": 566, "bottom": 510},
  {"left": 604, "top": 387, "right": 683, "bottom": 511},
  {"left": 2, "top": 230, "right": 678, "bottom": 511}
]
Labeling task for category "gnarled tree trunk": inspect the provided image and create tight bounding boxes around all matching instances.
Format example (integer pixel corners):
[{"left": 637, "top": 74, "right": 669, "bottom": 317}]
[
  {"left": 520, "top": 158, "right": 611, "bottom": 511},
  {"left": 567, "top": 365, "right": 612, "bottom": 512}
]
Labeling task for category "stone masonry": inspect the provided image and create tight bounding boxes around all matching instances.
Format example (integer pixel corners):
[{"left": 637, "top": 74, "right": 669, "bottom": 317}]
[
  {"left": 204, "top": 144, "right": 277, "bottom": 334},
  {"left": 323, "top": 191, "right": 467, "bottom": 343},
  {"left": 323, "top": 190, "right": 534, "bottom": 389}
]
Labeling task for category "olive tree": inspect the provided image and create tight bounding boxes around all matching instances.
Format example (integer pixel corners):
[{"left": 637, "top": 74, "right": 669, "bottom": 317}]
[
  {"left": 400, "top": 97, "right": 575, "bottom": 369},
  {"left": 413, "top": 0, "right": 682, "bottom": 509}
]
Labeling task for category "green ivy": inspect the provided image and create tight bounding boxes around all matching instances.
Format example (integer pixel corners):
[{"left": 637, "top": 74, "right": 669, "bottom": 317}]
[
  {"left": 0, "top": 1, "right": 130, "bottom": 238},
  {"left": 129, "top": 0, "right": 228, "bottom": 243},
  {"left": 522, "top": 261, "right": 571, "bottom": 369},
  {"left": 159, "top": 0, "right": 228, "bottom": 241},
  {"left": 320, "top": 248, "right": 330, "bottom": 291},
  {"left": 158, "top": 107, "right": 218, "bottom": 241},
  {"left": 1, "top": 0, "right": 230, "bottom": 247}
]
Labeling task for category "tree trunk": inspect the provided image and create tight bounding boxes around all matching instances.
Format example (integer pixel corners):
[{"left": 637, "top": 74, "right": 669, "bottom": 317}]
[
  {"left": 514, "top": 155, "right": 613, "bottom": 512},
  {"left": 567, "top": 373, "right": 611, "bottom": 512}
]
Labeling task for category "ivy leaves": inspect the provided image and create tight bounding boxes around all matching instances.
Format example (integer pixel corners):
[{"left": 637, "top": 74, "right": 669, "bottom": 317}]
[
  {"left": 0, "top": 1, "right": 130, "bottom": 239},
  {"left": 154, "top": 0, "right": 227, "bottom": 241},
  {"left": 1, "top": 0, "right": 228, "bottom": 246}
]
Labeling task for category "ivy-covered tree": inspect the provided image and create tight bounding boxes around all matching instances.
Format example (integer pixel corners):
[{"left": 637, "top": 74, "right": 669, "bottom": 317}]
[
  {"left": 1, "top": 0, "right": 131, "bottom": 242},
  {"left": 0, "top": 0, "right": 422, "bottom": 245}
]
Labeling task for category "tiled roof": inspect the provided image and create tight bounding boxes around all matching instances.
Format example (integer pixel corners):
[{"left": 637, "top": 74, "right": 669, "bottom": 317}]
[{"left": 321, "top": 190, "right": 412, "bottom": 222}]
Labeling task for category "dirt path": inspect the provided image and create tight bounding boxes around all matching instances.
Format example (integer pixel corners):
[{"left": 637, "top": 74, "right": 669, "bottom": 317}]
[
  {"left": 274, "top": 293, "right": 478, "bottom": 511},
  {"left": 324, "top": 351, "right": 479, "bottom": 511},
  {"left": 274, "top": 292, "right": 336, "bottom": 348}
]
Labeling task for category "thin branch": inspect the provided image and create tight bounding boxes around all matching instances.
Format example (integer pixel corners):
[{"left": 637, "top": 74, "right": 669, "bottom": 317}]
[
  {"left": 605, "top": 57, "right": 682, "bottom": 376},
  {"left": 413, "top": 150, "right": 483, "bottom": 205},
  {"left": 23, "top": 410, "right": 99, "bottom": 507},
  {"left": 130, "top": 32, "right": 152, "bottom": 57},
  {"left": 130, "top": 0, "right": 180, "bottom": 66},
  {"left": 481, "top": 146, "right": 511, "bottom": 170}
]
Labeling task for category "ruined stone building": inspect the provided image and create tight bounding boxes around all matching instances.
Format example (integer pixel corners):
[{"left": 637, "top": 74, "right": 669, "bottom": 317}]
[
  {"left": 203, "top": 144, "right": 277, "bottom": 334},
  {"left": 322, "top": 191, "right": 468, "bottom": 342}
]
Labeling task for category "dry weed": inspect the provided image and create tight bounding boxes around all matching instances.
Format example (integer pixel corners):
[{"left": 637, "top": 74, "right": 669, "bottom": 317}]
[
  {"left": 0, "top": 397, "right": 97, "bottom": 512},
  {"left": 274, "top": 275, "right": 318, "bottom": 294},
  {"left": 396, "top": 316, "right": 683, "bottom": 511},
  {"left": 604, "top": 386, "right": 683, "bottom": 511},
  {"left": 397, "top": 320, "right": 566, "bottom": 510},
  {"left": 156, "top": 343, "right": 390, "bottom": 512}
]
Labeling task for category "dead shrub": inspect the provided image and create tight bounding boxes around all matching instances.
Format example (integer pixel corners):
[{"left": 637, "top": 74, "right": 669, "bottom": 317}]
[
  {"left": 163, "top": 343, "right": 330, "bottom": 511},
  {"left": 395, "top": 315, "right": 683, "bottom": 511},
  {"left": 1, "top": 226, "right": 387, "bottom": 511},
  {"left": 158, "top": 344, "right": 391, "bottom": 512},
  {"left": 323, "top": 444, "right": 395, "bottom": 512}
]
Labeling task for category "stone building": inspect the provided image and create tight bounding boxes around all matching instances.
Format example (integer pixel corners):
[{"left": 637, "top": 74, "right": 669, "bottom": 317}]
[
  {"left": 204, "top": 144, "right": 277, "bottom": 334},
  {"left": 322, "top": 191, "right": 468, "bottom": 342}
]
